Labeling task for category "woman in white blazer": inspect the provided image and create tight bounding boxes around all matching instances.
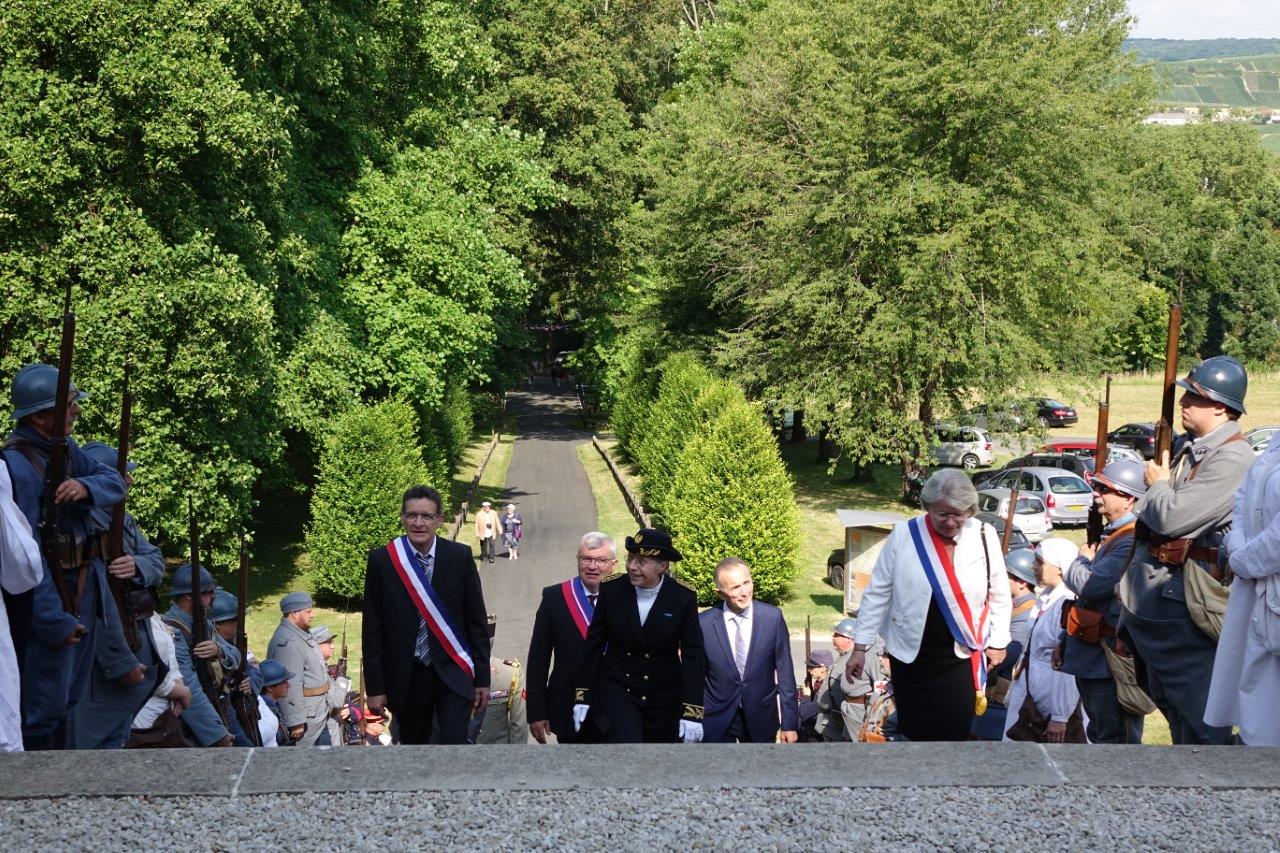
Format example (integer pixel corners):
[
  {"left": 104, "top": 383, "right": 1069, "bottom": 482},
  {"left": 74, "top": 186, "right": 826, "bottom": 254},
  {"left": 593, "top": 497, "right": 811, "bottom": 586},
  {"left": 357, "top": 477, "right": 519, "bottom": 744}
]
[{"left": 847, "top": 469, "right": 1012, "bottom": 740}]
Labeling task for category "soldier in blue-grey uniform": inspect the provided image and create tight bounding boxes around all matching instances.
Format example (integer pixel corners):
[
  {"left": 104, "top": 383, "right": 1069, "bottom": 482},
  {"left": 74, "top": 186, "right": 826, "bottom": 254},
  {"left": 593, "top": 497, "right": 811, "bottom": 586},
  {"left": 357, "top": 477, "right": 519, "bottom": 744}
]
[
  {"left": 3, "top": 364, "right": 126, "bottom": 750},
  {"left": 257, "top": 659, "right": 293, "bottom": 746},
  {"left": 68, "top": 441, "right": 167, "bottom": 749},
  {"left": 163, "top": 564, "right": 238, "bottom": 746},
  {"left": 1060, "top": 460, "right": 1146, "bottom": 744},
  {"left": 1119, "top": 356, "right": 1255, "bottom": 745},
  {"left": 973, "top": 548, "right": 1037, "bottom": 741},
  {"left": 209, "top": 589, "right": 259, "bottom": 747},
  {"left": 309, "top": 624, "right": 350, "bottom": 747},
  {"left": 267, "top": 592, "right": 332, "bottom": 746}
]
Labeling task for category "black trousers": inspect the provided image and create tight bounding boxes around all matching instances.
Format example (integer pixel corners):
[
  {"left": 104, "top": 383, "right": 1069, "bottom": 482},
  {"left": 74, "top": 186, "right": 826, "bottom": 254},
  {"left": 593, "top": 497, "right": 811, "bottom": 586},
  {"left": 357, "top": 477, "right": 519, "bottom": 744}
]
[
  {"left": 719, "top": 707, "right": 751, "bottom": 743},
  {"left": 597, "top": 681, "right": 679, "bottom": 743},
  {"left": 479, "top": 538, "right": 496, "bottom": 561},
  {"left": 397, "top": 662, "right": 471, "bottom": 745}
]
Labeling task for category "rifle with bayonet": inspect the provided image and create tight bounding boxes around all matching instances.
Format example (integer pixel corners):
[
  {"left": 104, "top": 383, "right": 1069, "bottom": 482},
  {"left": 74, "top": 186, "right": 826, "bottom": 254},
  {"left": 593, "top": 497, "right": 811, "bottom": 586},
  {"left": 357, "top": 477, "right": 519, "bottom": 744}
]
[
  {"left": 188, "top": 500, "right": 229, "bottom": 728},
  {"left": 105, "top": 363, "right": 140, "bottom": 651},
  {"left": 1086, "top": 376, "right": 1112, "bottom": 547},
  {"left": 1154, "top": 303, "right": 1182, "bottom": 467},
  {"left": 229, "top": 534, "right": 262, "bottom": 746},
  {"left": 1000, "top": 469, "right": 1023, "bottom": 554},
  {"left": 39, "top": 283, "right": 80, "bottom": 615}
]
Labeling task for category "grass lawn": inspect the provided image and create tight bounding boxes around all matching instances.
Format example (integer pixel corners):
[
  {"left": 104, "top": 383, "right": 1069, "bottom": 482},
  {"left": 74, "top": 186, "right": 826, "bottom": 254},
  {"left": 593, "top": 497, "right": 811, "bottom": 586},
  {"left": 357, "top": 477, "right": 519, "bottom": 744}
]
[
  {"left": 241, "top": 414, "right": 517, "bottom": 686},
  {"left": 577, "top": 438, "right": 640, "bottom": 550}
]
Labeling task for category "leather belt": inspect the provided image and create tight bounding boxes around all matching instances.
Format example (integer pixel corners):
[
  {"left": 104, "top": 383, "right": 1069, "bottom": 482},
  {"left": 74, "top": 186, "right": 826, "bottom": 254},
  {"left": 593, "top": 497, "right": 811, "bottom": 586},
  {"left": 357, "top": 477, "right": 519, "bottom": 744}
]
[
  {"left": 844, "top": 695, "right": 869, "bottom": 706},
  {"left": 302, "top": 685, "right": 329, "bottom": 697},
  {"left": 1146, "top": 540, "right": 1225, "bottom": 581}
]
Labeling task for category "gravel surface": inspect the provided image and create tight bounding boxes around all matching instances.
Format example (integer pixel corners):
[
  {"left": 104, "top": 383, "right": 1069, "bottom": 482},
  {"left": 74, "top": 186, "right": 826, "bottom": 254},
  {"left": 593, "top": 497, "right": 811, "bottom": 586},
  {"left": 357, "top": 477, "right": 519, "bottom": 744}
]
[{"left": 3, "top": 786, "right": 1277, "bottom": 851}]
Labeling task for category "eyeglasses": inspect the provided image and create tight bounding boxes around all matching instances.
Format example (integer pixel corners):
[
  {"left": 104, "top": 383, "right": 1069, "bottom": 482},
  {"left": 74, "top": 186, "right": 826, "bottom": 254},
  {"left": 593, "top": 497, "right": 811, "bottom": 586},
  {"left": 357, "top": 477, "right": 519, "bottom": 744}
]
[
  {"left": 929, "top": 510, "right": 969, "bottom": 522},
  {"left": 577, "top": 556, "right": 615, "bottom": 566},
  {"left": 402, "top": 512, "right": 442, "bottom": 522}
]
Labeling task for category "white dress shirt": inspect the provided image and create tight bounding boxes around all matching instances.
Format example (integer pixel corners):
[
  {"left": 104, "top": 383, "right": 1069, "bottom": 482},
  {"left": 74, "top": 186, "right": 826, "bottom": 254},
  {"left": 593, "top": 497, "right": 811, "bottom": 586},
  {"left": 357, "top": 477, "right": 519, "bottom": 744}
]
[{"left": 637, "top": 575, "right": 665, "bottom": 624}]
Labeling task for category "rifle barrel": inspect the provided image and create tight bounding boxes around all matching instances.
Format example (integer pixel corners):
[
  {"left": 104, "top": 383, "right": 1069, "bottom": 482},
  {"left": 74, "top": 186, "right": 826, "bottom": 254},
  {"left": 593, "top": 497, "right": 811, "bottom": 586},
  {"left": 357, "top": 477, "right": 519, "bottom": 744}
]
[{"left": 107, "top": 364, "right": 139, "bottom": 651}]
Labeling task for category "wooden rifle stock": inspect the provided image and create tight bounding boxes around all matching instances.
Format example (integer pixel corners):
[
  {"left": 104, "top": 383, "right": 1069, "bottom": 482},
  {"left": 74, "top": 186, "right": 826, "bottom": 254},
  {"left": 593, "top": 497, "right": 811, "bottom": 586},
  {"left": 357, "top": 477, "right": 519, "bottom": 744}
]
[
  {"left": 1154, "top": 303, "right": 1182, "bottom": 464},
  {"left": 1086, "top": 376, "right": 1111, "bottom": 546},
  {"left": 40, "top": 283, "right": 78, "bottom": 615},
  {"left": 188, "top": 501, "right": 228, "bottom": 728},
  {"left": 1000, "top": 470, "right": 1023, "bottom": 554},
  {"left": 106, "top": 363, "right": 139, "bottom": 651},
  {"left": 230, "top": 534, "right": 262, "bottom": 746}
]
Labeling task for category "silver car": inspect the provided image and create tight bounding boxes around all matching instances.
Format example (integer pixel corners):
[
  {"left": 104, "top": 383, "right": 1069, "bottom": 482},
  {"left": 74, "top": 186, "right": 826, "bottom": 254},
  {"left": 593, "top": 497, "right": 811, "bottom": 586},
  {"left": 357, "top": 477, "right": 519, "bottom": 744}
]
[
  {"left": 977, "top": 490, "right": 1052, "bottom": 542},
  {"left": 1245, "top": 425, "right": 1280, "bottom": 456},
  {"left": 930, "top": 425, "right": 994, "bottom": 469},
  {"left": 982, "top": 466, "right": 1092, "bottom": 526}
]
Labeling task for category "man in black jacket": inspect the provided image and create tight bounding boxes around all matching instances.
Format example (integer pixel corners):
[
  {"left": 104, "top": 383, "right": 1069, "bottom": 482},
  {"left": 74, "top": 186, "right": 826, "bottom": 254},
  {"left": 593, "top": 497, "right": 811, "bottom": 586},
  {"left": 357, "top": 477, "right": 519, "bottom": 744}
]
[
  {"left": 526, "top": 531, "right": 616, "bottom": 743},
  {"left": 573, "top": 528, "right": 705, "bottom": 743},
  {"left": 363, "top": 485, "right": 490, "bottom": 745}
]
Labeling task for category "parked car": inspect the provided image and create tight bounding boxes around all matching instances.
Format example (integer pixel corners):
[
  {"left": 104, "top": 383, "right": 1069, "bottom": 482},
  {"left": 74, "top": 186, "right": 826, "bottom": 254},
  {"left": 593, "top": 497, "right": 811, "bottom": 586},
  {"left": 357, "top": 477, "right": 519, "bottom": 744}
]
[
  {"left": 976, "top": 513, "right": 1032, "bottom": 551},
  {"left": 977, "top": 490, "right": 1052, "bottom": 543},
  {"left": 1108, "top": 422, "right": 1158, "bottom": 460},
  {"left": 981, "top": 466, "right": 1093, "bottom": 526},
  {"left": 1245, "top": 425, "right": 1280, "bottom": 456},
  {"left": 930, "top": 425, "right": 994, "bottom": 469},
  {"left": 970, "top": 468, "right": 1006, "bottom": 489},
  {"left": 969, "top": 398, "right": 1078, "bottom": 430},
  {"left": 1007, "top": 452, "right": 1094, "bottom": 483},
  {"left": 969, "top": 402, "right": 1030, "bottom": 432},
  {"left": 1043, "top": 440, "right": 1144, "bottom": 464},
  {"left": 827, "top": 549, "right": 845, "bottom": 589}
]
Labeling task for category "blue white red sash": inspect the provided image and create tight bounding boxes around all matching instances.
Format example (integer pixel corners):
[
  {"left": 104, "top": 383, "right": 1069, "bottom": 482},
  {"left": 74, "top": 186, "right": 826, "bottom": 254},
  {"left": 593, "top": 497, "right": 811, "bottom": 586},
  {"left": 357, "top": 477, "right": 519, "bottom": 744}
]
[
  {"left": 386, "top": 536, "right": 474, "bottom": 679},
  {"left": 560, "top": 577, "right": 594, "bottom": 640},
  {"left": 907, "top": 516, "right": 991, "bottom": 695}
]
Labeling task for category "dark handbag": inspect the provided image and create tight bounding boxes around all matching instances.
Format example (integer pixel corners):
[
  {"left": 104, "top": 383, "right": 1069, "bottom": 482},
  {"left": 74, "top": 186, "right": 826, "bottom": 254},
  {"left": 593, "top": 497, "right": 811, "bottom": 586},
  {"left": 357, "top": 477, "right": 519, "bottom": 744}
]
[
  {"left": 125, "top": 708, "right": 190, "bottom": 749},
  {"left": 1004, "top": 693, "right": 1087, "bottom": 744}
]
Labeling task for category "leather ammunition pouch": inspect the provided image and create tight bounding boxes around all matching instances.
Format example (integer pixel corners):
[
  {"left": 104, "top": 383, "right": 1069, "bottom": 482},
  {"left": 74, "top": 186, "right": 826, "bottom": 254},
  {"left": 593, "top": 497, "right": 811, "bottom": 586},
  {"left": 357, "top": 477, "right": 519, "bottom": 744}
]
[
  {"left": 126, "top": 709, "right": 190, "bottom": 749},
  {"left": 1136, "top": 522, "right": 1226, "bottom": 581},
  {"left": 126, "top": 587, "right": 158, "bottom": 620},
  {"left": 985, "top": 676, "right": 1013, "bottom": 707},
  {"left": 1060, "top": 602, "right": 1115, "bottom": 645}
]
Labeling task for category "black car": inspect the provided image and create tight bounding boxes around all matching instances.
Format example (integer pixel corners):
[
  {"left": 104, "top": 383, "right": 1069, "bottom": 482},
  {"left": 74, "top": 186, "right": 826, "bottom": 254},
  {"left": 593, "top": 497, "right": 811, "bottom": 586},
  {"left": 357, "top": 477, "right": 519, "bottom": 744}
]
[
  {"left": 1006, "top": 452, "right": 1095, "bottom": 482},
  {"left": 1030, "top": 398, "right": 1078, "bottom": 428},
  {"left": 976, "top": 513, "right": 1031, "bottom": 551},
  {"left": 1108, "top": 422, "right": 1157, "bottom": 460}
]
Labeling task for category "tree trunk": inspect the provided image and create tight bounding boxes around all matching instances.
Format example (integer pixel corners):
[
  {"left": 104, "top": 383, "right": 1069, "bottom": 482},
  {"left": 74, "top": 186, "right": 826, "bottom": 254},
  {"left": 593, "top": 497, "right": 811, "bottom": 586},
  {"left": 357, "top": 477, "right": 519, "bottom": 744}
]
[
  {"left": 790, "top": 409, "right": 806, "bottom": 443},
  {"left": 817, "top": 424, "right": 838, "bottom": 463}
]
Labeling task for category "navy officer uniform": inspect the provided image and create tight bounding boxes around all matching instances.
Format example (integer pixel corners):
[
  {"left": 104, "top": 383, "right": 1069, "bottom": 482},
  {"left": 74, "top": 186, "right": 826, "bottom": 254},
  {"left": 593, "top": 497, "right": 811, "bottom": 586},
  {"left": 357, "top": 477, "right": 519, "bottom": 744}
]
[
  {"left": 1119, "top": 356, "right": 1254, "bottom": 745},
  {"left": 574, "top": 529, "right": 705, "bottom": 743},
  {"left": 3, "top": 364, "right": 126, "bottom": 750},
  {"left": 69, "top": 441, "right": 167, "bottom": 749}
]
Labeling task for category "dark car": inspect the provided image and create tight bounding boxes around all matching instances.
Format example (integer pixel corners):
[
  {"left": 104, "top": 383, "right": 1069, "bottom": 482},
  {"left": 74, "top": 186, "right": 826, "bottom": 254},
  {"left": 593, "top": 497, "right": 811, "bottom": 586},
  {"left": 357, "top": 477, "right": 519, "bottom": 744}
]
[
  {"left": 1108, "top": 422, "right": 1158, "bottom": 460},
  {"left": 976, "top": 513, "right": 1031, "bottom": 551},
  {"left": 1030, "top": 398, "right": 1078, "bottom": 428},
  {"left": 1007, "top": 452, "right": 1095, "bottom": 482}
]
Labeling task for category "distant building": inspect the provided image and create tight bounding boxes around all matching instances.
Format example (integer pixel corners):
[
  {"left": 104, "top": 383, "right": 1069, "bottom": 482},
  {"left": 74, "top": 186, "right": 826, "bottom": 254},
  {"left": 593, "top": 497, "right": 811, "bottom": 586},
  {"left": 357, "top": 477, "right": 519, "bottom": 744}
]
[
  {"left": 1269, "top": 112, "right": 1280, "bottom": 125},
  {"left": 1143, "top": 112, "right": 1192, "bottom": 126}
]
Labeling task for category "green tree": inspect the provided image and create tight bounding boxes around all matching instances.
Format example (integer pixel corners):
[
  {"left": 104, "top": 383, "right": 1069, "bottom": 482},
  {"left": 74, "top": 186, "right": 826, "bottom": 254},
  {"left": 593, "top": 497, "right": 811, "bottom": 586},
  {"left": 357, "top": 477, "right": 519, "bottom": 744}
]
[
  {"left": 634, "top": 353, "right": 717, "bottom": 518},
  {"left": 665, "top": 398, "right": 800, "bottom": 604},
  {"left": 641, "top": 0, "right": 1153, "bottom": 470},
  {"left": 306, "top": 400, "right": 437, "bottom": 598}
]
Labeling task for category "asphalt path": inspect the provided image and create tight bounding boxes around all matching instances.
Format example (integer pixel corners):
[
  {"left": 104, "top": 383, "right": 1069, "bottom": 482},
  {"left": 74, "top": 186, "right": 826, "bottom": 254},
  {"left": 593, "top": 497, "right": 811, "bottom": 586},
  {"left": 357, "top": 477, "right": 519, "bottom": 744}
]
[{"left": 483, "top": 378, "right": 597, "bottom": 664}]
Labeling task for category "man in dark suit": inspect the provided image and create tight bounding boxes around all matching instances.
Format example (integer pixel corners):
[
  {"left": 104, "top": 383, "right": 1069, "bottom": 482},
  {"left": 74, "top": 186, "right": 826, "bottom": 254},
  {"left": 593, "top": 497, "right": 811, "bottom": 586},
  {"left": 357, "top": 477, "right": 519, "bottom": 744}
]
[
  {"left": 573, "top": 528, "right": 705, "bottom": 743},
  {"left": 699, "top": 557, "right": 799, "bottom": 743},
  {"left": 526, "top": 531, "right": 616, "bottom": 744},
  {"left": 363, "top": 484, "right": 490, "bottom": 745}
]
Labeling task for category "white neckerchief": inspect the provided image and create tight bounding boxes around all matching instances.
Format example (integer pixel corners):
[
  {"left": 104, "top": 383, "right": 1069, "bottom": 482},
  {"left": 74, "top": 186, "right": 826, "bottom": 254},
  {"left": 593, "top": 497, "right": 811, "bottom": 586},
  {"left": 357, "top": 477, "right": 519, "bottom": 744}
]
[{"left": 636, "top": 575, "right": 665, "bottom": 625}]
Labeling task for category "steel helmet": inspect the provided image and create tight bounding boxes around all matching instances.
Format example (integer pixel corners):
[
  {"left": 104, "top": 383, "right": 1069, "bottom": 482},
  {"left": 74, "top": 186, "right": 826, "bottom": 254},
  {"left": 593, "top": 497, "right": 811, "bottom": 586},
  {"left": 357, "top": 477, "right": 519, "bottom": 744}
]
[
  {"left": 1176, "top": 355, "right": 1248, "bottom": 415},
  {"left": 259, "top": 659, "right": 295, "bottom": 688},
  {"left": 1094, "top": 459, "right": 1147, "bottom": 499},
  {"left": 170, "top": 563, "right": 216, "bottom": 597},
  {"left": 833, "top": 618, "right": 858, "bottom": 639},
  {"left": 80, "top": 441, "right": 138, "bottom": 473},
  {"left": 1005, "top": 548, "right": 1037, "bottom": 586},
  {"left": 10, "top": 363, "right": 88, "bottom": 421},
  {"left": 209, "top": 590, "right": 238, "bottom": 623}
]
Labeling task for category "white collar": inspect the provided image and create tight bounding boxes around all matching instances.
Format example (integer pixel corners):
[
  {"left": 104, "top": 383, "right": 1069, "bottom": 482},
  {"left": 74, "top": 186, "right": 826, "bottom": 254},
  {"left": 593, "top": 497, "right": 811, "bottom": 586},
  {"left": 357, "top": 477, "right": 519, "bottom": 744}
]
[
  {"left": 412, "top": 536, "right": 438, "bottom": 563},
  {"left": 636, "top": 575, "right": 664, "bottom": 598}
]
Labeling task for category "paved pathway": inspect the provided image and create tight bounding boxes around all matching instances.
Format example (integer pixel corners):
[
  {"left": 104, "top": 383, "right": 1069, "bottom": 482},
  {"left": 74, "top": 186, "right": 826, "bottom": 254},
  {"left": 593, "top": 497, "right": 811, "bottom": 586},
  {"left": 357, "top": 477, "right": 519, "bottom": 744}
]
[{"left": 483, "top": 378, "right": 596, "bottom": 663}]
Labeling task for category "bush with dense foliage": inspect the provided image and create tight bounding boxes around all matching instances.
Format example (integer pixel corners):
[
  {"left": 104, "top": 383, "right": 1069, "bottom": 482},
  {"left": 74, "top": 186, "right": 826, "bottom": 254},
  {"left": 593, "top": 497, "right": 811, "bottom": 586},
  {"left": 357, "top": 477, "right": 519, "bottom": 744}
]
[
  {"left": 305, "top": 401, "right": 438, "bottom": 598},
  {"left": 633, "top": 354, "right": 717, "bottom": 519}
]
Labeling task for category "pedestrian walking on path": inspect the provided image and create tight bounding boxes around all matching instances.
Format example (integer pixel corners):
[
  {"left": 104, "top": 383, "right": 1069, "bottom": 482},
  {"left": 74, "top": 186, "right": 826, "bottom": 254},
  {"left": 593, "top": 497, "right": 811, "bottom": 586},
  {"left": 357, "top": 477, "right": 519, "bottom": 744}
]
[
  {"left": 475, "top": 501, "right": 500, "bottom": 564},
  {"left": 502, "top": 504, "right": 522, "bottom": 561}
]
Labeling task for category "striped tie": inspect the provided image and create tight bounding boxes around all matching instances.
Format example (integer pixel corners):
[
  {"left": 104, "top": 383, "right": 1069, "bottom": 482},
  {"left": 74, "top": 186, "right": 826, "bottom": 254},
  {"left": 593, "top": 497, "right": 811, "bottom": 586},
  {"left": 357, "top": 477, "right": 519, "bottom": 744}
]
[{"left": 414, "top": 552, "right": 433, "bottom": 666}]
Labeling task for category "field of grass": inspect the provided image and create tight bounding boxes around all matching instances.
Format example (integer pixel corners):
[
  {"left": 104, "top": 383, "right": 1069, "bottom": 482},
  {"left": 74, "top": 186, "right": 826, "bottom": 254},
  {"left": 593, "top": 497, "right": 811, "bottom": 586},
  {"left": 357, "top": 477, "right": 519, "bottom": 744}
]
[
  {"left": 1256, "top": 124, "right": 1280, "bottom": 152},
  {"left": 576, "top": 439, "right": 641, "bottom": 552}
]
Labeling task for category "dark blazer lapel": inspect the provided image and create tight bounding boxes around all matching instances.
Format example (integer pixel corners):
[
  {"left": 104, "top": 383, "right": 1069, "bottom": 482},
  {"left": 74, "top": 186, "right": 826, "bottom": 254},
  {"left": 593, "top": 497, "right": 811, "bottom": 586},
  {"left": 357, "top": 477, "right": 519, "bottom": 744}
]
[
  {"left": 622, "top": 580, "right": 644, "bottom": 643},
  {"left": 643, "top": 576, "right": 678, "bottom": 637},
  {"left": 709, "top": 601, "right": 733, "bottom": 666},
  {"left": 742, "top": 601, "right": 764, "bottom": 669}
]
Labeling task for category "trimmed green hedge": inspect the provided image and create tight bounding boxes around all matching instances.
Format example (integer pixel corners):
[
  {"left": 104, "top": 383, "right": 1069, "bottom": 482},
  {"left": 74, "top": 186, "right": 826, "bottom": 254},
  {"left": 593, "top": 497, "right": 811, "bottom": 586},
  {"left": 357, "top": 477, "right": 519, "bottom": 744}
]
[
  {"left": 306, "top": 400, "right": 438, "bottom": 598},
  {"left": 634, "top": 353, "right": 716, "bottom": 519},
  {"left": 666, "top": 396, "right": 801, "bottom": 605}
]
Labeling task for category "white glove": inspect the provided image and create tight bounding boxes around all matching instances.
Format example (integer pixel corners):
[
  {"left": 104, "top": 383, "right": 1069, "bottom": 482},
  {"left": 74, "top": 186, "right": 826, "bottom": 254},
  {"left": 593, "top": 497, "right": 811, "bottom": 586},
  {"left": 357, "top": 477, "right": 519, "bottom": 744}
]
[
  {"left": 572, "top": 703, "right": 589, "bottom": 733},
  {"left": 679, "top": 719, "right": 704, "bottom": 744}
]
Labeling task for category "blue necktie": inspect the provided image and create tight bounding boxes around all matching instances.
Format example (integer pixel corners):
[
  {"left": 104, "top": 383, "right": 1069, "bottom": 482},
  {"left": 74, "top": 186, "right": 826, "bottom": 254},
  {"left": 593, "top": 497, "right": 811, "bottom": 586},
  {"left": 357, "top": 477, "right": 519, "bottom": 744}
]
[{"left": 414, "top": 552, "right": 433, "bottom": 666}]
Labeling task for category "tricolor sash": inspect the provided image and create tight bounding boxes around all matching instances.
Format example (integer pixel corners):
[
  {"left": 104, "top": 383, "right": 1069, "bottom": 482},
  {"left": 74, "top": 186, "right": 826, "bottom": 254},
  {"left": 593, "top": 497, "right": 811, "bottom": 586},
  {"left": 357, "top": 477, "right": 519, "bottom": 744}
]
[
  {"left": 385, "top": 536, "right": 475, "bottom": 679},
  {"left": 560, "top": 577, "right": 595, "bottom": 640},
  {"left": 907, "top": 516, "right": 991, "bottom": 703}
]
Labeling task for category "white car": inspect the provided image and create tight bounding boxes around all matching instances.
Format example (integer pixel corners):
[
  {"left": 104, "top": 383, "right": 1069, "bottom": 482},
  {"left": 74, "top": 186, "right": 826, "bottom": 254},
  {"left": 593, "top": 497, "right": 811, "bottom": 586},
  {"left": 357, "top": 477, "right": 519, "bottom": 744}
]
[
  {"left": 931, "top": 425, "right": 994, "bottom": 470},
  {"left": 1245, "top": 425, "right": 1280, "bottom": 456},
  {"left": 977, "top": 490, "right": 1052, "bottom": 543}
]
